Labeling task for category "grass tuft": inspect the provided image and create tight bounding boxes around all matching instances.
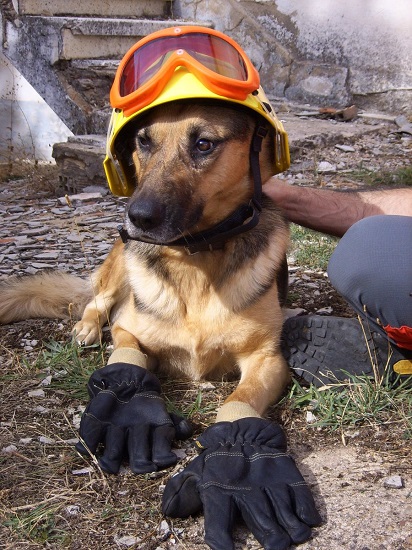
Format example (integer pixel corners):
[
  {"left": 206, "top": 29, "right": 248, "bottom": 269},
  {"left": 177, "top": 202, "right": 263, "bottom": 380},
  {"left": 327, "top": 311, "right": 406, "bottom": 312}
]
[
  {"left": 289, "top": 224, "right": 338, "bottom": 270},
  {"left": 30, "top": 339, "right": 108, "bottom": 400},
  {"left": 283, "top": 372, "right": 412, "bottom": 438}
]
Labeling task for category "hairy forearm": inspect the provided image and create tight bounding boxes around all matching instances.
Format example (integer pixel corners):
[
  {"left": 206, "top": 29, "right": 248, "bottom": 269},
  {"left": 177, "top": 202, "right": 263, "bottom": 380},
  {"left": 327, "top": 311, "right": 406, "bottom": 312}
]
[{"left": 263, "top": 178, "right": 412, "bottom": 237}]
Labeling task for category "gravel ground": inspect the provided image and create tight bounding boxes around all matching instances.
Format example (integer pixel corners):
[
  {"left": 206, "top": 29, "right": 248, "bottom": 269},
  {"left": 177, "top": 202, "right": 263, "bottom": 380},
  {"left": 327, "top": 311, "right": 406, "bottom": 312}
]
[{"left": 0, "top": 113, "right": 411, "bottom": 549}]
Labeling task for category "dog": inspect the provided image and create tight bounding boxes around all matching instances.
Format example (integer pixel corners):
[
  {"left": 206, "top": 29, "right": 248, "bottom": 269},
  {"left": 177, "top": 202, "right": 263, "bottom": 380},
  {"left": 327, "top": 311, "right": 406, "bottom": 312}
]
[{"left": 0, "top": 100, "right": 290, "bottom": 416}]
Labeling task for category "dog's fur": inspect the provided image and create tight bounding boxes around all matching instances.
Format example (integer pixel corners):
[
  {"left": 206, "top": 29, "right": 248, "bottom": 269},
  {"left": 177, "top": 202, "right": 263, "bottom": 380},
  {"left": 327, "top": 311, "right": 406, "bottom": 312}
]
[{"left": 0, "top": 102, "right": 290, "bottom": 414}]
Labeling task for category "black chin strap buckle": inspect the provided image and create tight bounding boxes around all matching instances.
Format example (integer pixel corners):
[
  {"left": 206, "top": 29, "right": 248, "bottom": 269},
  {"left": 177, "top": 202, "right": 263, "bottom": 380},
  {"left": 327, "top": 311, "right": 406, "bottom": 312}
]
[{"left": 118, "top": 225, "right": 129, "bottom": 243}]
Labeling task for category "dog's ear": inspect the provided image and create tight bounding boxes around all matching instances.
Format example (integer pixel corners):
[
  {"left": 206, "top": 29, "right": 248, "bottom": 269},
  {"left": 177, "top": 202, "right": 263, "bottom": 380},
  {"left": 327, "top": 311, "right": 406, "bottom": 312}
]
[
  {"left": 257, "top": 122, "right": 276, "bottom": 182},
  {"left": 113, "top": 123, "right": 139, "bottom": 189}
]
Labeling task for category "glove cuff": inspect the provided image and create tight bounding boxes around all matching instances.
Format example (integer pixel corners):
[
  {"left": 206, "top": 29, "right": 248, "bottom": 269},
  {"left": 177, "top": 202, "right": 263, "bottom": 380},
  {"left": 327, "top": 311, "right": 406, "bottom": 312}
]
[
  {"left": 215, "top": 401, "right": 261, "bottom": 422},
  {"left": 107, "top": 347, "right": 149, "bottom": 368}
]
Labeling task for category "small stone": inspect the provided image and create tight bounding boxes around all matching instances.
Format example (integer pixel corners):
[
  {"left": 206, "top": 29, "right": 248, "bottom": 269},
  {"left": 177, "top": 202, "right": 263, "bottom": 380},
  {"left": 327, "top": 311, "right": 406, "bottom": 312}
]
[
  {"left": 72, "top": 467, "right": 94, "bottom": 475},
  {"left": 65, "top": 505, "right": 81, "bottom": 516},
  {"left": 317, "top": 161, "right": 337, "bottom": 173},
  {"left": 83, "top": 185, "right": 108, "bottom": 195},
  {"left": 200, "top": 381, "right": 216, "bottom": 391},
  {"left": 31, "top": 262, "right": 55, "bottom": 269},
  {"left": 283, "top": 307, "right": 306, "bottom": 320},
  {"left": 39, "top": 436, "right": 55, "bottom": 444},
  {"left": 58, "top": 192, "right": 103, "bottom": 205},
  {"left": 114, "top": 535, "right": 140, "bottom": 547},
  {"left": 40, "top": 375, "right": 52, "bottom": 386},
  {"left": 2, "top": 444, "right": 17, "bottom": 453},
  {"left": 64, "top": 438, "right": 79, "bottom": 445},
  {"left": 35, "top": 252, "right": 59, "bottom": 260},
  {"left": 172, "top": 448, "right": 187, "bottom": 460},
  {"left": 316, "top": 306, "right": 333, "bottom": 315},
  {"left": 383, "top": 475, "right": 404, "bottom": 489},
  {"left": 158, "top": 520, "right": 170, "bottom": 537},
  {"left": 28, "top": 389, "right": 45, "bottom": 398},
  {"left": 24, "top": 227, "right": 48, "bottom": 236},
  {"left": 34, "top": 405, "right": 50, "bottom": 413},
  {"left": 50, "top": 207, "right": 70, "bottom": 215},
  {"left": 335, "top": 144, "right": 356, "bottom": 153},
  {"left": 306, "top": 411, "right": 317, "bottom": 424}
]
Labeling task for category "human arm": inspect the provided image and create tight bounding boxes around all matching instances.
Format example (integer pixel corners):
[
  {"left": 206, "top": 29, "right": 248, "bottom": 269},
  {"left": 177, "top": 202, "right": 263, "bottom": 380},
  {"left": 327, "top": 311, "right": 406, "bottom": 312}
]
[{"left": 263, "top": 178, "right": 412, "bottom": 237}]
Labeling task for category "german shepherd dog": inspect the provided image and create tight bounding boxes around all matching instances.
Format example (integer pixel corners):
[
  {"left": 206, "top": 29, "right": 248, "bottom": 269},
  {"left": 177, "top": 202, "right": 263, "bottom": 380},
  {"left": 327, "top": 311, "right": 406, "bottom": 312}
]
[{"left": 0, "top": 100, "right": 290, "bottom": 417}]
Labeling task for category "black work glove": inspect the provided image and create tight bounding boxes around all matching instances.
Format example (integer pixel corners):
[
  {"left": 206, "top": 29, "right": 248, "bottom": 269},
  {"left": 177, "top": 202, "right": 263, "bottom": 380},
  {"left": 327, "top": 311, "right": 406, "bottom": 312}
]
[
  {"left": 162, "top": 418, "right": 321, "bottom": 550},
  {"left": 75, "top": 363, "right": 192, "bottom": 474}
]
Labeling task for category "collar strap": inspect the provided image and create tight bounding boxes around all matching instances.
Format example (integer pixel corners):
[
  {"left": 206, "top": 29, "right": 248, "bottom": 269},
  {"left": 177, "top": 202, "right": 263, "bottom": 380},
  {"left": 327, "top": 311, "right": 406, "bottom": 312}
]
[{"left": 118, "top": 124, "right": 268, "bottom": 254}]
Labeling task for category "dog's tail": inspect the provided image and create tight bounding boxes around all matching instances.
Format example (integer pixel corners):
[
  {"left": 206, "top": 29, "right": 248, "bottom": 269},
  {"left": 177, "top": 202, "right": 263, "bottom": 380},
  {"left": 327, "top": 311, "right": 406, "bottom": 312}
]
[{"left": 0, "top": 272, "right": 93, "bottom": 324}]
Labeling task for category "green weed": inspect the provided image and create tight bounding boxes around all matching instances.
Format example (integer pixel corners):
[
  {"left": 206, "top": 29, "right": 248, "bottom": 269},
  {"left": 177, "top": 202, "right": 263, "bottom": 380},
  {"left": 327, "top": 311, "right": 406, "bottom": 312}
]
[
  {"left": 289, "top": 224, "right": 338, "bottom": 270},
  {"left": 283, "top": 373, "right": 412, "bottom": 435},
  {"left": 4, "top": 503, "right": 70, "bottom": 545},
  {"left": 350, "top": 165, "right": 412, "bottom": 187},
  {"left": 30, "top": 339, "right": 107, "bottom": 400}
]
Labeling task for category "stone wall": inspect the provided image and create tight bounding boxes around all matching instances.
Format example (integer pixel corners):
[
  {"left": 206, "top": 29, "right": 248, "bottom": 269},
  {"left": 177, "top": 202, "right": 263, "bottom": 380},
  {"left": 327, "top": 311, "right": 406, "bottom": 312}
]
[{"left": 174, "top": 0, "right": 412, "bottom": 114}]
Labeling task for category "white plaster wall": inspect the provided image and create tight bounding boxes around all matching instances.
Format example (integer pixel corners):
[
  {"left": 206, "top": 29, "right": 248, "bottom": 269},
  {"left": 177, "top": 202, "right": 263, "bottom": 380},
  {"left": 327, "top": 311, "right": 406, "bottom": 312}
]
[
  {"left": 177, "top": 0, "right": 411, "bottom": 110},
  {"left": 0, "top": 52, "right": 73, "bottom": 163},
  {"left": 273, "top": 0, "right": 411, "bottom": 94}
]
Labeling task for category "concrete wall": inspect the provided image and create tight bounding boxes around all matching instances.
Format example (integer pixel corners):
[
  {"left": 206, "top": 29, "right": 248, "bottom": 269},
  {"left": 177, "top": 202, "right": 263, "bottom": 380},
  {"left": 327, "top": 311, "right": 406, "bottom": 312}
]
[
  {"left": 0, "top": 52, "right": 72, "bottom": 164},
  {"left": 175, "top": 0, "right": 412, "bottom": 113},
  {"left": 0, "top": 0, "right": 410, "bottom": 164}
]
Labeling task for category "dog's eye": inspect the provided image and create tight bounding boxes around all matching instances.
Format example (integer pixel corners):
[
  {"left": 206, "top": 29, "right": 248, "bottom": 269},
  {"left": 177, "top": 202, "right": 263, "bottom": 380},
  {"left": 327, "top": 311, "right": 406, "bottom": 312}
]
[
  {"left": 137, "top": 134, "right": 150, "bottom": 149},
  {"left": 195, "top": 139, "right": 215, "bottom": 154}
]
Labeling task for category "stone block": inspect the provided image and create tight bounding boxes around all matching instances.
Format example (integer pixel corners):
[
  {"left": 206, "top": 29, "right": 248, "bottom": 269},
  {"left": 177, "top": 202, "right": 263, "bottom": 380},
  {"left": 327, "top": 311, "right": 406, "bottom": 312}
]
[
  {"left": 17, "top": 0, "right": 170, "bottom": 18},
  {"left": 52, "top": 135, "right": 107, "bottom": 193},
  {"left": 285, "top": 61, "right": 350, "bottom": 107}
]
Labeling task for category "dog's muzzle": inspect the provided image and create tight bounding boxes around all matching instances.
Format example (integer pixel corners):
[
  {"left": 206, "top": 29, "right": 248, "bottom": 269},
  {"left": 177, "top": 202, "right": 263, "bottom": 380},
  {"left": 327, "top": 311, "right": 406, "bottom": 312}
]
[{"left": 118, "top": 125, "right": 267, "bottom": 254}]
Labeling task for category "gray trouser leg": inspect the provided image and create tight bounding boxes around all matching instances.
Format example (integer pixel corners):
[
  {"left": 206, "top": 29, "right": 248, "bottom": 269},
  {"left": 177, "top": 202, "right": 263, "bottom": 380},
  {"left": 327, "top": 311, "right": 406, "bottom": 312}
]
[{"left": 328, "top": 215, "right": 412, "bottom": 350}]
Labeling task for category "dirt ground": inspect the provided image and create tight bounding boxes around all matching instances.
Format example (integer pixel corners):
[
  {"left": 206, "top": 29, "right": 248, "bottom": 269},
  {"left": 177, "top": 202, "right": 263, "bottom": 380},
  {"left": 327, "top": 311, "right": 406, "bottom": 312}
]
[{"left": 0, "top": 114, "right": 411, "bottom": 549}]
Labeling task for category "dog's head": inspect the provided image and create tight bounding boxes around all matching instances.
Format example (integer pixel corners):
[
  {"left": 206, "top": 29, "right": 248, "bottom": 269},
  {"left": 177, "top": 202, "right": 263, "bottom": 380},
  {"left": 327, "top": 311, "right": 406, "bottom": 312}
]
[{"left": 114, "top": 102, "right": 275, "bottom": 244}]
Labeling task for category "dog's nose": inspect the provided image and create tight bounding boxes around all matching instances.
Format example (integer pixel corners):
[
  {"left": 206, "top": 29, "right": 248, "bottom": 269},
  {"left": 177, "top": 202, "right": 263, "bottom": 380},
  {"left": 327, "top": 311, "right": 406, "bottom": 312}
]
[{"left": 128, "top": 198, "right": 166, "bottom": 231}]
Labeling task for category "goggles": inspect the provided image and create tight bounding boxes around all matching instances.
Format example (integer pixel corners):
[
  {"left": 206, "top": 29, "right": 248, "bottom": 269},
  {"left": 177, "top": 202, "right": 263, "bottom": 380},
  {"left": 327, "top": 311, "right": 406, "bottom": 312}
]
[{"left": 110, "top": 25, "right": 260, "bottom": 117}]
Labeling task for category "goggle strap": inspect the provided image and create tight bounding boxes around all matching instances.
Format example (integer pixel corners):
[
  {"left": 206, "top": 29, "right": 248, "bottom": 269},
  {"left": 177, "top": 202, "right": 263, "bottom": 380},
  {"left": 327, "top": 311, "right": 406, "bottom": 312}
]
[{"left": 250, "top": 125, "right": 268, "bottom": 211}]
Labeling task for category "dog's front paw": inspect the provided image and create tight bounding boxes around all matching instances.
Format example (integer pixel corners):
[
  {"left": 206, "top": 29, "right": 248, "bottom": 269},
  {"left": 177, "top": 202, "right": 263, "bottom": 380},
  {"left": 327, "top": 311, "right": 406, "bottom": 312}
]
[{"left": 72, "top": 320, "right": 101, "bottom": 346}]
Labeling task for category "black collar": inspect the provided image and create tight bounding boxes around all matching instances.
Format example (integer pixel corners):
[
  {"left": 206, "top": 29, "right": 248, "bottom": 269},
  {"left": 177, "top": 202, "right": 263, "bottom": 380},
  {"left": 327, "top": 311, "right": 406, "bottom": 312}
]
[{"left": 118, "top": 125, "right": 268, "bottom": 254}]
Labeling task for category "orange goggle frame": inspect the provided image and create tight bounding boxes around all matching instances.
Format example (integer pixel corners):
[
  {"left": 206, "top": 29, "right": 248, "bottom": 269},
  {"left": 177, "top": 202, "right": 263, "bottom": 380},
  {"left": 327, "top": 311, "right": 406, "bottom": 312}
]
[{"left": 110, "top": 25, "right": 260, "bottom": 117}]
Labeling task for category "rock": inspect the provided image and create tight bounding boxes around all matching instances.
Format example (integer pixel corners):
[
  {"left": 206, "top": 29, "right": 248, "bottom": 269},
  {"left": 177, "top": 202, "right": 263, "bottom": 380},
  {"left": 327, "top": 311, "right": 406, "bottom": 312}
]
[
  {"left": 39, "top": 436, "right": 55, "bottom": 444},
  {"left": 283, "top": 307, "right": 306, "bottom": 319},
  {"left": 114, "top": 535, "right": 141, "bottom": 547},
  {"left": 2, "top": 444, "right": 17, "bottom": 453},
  {"left": 34, "top": 405, "right": 50, "bottom": 414},
  {"left": 317, "top": 161, "right": 337, "bottom": 173},
  {"left": 58, "top": 192, "right": 104, "bottom": 205},
  {"left": 306, "top": 411, "right": 317, "bottom": 424},
  {"left": 200, "top": 381, "right": 216, "bottom": 391},
  {"left": 172, "top": 448, "right": 187, "bottom": 460},
  {"left": 28, "top": 389, "right": 45, "bottom": 397},
  {"left": 72, "top": 467, "right": 94, "bottom": 475},
  {"left": 31, "top": 262, "right": 55, "bottom": 269},
  {"left": 65, "top": 505, "right": 81, "bottom": 516},
  {"left": 35, "top": 252, "right": 59, "bottom": 260},
  {"left": 335, "top": 144, "right": 356, "bottom": 152},
  {"left": 316, "top": 306, "right": 334, "bottom": 315},
  {"left": 40, "top": 375, "right": 52, "bottom": 386},
  {"left": 158, "top": 519, "right": 170, "bottom": 537},
  {"left": 383, "top": 475, "right": 404, "bottom": 489}
]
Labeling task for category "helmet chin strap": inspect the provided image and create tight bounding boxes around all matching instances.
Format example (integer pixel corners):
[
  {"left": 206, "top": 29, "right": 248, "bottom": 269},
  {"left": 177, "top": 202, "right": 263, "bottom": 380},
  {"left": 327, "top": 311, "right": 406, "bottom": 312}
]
[{"left": 118, "top": 125, "right": 268, "bottom": 254}]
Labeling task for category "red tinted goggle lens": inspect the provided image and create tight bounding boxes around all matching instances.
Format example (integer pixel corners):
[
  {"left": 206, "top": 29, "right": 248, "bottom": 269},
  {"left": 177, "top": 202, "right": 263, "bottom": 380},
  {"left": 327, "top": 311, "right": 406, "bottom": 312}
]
[{"left": 119, "top": 33, "right": 249, "bottom": 97}]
